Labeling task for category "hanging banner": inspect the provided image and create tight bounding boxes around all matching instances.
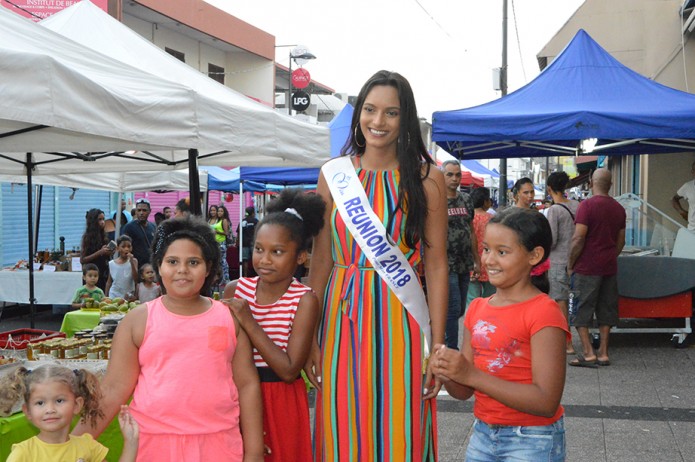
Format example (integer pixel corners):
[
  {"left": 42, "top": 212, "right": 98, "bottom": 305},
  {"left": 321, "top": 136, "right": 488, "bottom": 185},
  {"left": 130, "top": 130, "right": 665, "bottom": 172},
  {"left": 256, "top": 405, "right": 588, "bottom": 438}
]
[{"left": 1, "top": 1, "right": 108, "bottom": 21}]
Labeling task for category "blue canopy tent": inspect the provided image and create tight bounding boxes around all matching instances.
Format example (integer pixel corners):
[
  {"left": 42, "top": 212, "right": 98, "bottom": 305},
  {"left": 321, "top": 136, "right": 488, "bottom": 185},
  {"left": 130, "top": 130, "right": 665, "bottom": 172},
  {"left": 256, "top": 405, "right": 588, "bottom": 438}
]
[
  {"left": 462, "top": 160, "right": 498, "bottom": 177},
  {"left": 205, "top": 166, "right": 319, "bottom": 192},
  {"left": 433, "top": 29, "right": 695, "bottom": 160},
  {"left": 329, "top": 104, "right": 354, "bottom": 158},
  {"left": 204, "top": 166, "right": 319, "bottom": 275}
]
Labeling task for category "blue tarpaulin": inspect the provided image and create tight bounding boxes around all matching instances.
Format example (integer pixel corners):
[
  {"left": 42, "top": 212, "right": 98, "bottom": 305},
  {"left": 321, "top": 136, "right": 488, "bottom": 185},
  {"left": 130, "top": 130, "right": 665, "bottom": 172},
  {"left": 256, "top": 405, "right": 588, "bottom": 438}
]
[
  {"left": 433, "top": 29, "right": 695, "bottom": 159},
  {"left": 329, "top": 104, "right": 354, "bottom": 158},
  {"left": 462, "top": 160, "right": 499, "bottom": 177},
  {"left": 206, "top": 166, "right": 318, "bottom": 192}
]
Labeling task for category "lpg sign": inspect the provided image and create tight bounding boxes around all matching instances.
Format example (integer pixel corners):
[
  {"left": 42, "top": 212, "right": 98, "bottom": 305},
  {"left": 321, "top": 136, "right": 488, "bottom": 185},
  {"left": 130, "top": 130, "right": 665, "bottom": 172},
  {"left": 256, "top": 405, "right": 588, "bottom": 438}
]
[{"left": 291, "top": 91, "right": 311, "bottom": 112}]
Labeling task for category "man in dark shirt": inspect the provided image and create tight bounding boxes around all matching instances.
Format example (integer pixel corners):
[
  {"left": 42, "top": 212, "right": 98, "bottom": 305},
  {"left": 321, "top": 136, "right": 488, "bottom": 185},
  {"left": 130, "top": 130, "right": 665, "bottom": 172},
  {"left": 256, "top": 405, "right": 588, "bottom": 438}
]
[
  {"left": 442, "top": 160, "right": 480, "bottom": 349},
  {"left": 123, "top": 198, "right": 156, "bottom": 266},
  {"left": 236, "top": 206, "right": 258, "bottom": 277}
]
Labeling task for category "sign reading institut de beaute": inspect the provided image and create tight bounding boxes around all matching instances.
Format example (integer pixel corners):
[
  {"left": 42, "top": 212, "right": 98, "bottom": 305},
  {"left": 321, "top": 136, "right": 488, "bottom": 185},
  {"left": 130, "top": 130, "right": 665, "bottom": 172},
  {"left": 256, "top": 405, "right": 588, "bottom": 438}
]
[{"left": 0, "top": 0, "right": 108, "bottom": 21}]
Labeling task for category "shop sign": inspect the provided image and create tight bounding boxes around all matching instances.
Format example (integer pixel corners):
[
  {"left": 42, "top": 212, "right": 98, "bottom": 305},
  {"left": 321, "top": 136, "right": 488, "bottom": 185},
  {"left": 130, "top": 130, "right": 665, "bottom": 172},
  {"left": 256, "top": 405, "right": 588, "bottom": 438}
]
[
  {"left": 291, "top": 68, "right": 311, "bottom": 89},
  {"left": 291, "top": 91, "right": 310, "bottom": 112},
  {"left": 4, "top": 0, "right": 108, "bottom": 21}
]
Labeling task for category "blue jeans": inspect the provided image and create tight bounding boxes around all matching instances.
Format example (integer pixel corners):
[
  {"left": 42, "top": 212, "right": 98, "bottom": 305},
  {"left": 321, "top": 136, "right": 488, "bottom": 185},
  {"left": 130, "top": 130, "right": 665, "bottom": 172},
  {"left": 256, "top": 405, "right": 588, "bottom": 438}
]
[
  {"left": 446, "top": 272, "right": 470, "bottom": 350},
  {"left": 466, "top": 417, "right": 566, "bottom": 462}
]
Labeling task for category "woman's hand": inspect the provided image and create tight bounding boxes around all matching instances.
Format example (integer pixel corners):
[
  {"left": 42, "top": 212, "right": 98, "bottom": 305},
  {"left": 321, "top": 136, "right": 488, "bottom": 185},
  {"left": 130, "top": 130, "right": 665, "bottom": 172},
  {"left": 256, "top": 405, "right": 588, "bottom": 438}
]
[
  {"left": 422, "top": 354, "right": 442, "bottom": 400},
  {"left": 303, "top": 340, "right": 322, "bottom": 391},
  {"left": 100, "top": 245, "right": 112, "bottom": 256}
]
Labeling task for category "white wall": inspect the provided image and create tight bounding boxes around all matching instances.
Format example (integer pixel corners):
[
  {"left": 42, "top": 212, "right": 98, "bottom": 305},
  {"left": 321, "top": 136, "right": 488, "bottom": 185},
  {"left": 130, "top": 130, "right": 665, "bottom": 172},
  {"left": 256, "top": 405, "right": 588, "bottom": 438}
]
[{"left": 122, "top": 14, "right": 273, "bottom": 104}]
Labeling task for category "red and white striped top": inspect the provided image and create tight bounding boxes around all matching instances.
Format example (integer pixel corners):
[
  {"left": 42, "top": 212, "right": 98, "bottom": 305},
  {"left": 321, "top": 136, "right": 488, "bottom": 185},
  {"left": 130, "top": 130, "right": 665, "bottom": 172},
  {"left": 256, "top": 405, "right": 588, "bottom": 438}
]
[{"left": 234, "top": 276, "right": 311, "bottom": 367}]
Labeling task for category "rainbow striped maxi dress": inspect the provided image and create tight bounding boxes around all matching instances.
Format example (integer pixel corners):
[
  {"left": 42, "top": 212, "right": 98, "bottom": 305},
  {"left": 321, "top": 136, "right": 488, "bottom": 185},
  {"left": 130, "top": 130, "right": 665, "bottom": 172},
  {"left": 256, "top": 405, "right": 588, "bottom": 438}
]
[{"left": 314, "top": 167, "right": 438, "bottom": 461}]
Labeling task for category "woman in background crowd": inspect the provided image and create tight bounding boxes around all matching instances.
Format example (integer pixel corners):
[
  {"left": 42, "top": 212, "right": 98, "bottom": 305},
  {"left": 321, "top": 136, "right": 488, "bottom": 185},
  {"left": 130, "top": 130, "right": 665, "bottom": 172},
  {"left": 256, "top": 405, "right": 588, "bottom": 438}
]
[
  {"left": 466, "top": 187, "right": 496, "bottom": 309},
  {"left": 80, "top": 208, "right": 113, "bottom": 291},
  {"left": 213, "top": 204, "right": 231, "bottom": 290},
  {"left": 207, "top": 205, "right": 219, "bottom": 225},
  {"left": 545, "top": 171, "right": 581, "bottom": 354},
  {"left": 512, "top": 177, "right": 550, "bottom": 293},
  {"left": 511, "top": 177, "right": 536, "bottom": 209}
]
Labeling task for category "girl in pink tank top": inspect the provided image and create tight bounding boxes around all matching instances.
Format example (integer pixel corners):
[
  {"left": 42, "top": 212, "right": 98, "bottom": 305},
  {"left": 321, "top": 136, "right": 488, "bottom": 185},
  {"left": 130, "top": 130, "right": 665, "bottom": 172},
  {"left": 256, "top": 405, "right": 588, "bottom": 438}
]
[
  {"left": 72, "top": 217, "right": 264, "bottom": 462},
  {"left": 223, "top": 189, "right": 326, "bottom": 461}
]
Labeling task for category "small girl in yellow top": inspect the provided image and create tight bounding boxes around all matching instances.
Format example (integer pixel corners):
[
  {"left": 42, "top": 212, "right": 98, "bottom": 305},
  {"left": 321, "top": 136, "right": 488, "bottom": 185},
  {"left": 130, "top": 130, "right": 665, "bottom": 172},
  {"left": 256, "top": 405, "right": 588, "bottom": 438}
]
[{"left": 0, "top": 364, "right": 138, "bottom": 462}]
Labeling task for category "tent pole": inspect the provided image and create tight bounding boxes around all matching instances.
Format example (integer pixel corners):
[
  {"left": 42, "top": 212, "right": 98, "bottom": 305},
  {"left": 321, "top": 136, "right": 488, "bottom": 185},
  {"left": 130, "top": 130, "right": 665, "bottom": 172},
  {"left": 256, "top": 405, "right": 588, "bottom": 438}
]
[
  {"left": 188, "top": 149, "right": 201, "bottom": 216},
  {"left": 239, "top": 181, "right": 244, "bottom": 277},
  {"left": 115, "top": 191, "right": 123, "bottom": 239},
  {"left": 498, "top": 0, "right": 509, "bottom": 207},
  {"left": 26, "top": 153, "right": 36, "bottom": 328},
  {"left": 33, "top": 185, "right": 42, "bottom": 256}
]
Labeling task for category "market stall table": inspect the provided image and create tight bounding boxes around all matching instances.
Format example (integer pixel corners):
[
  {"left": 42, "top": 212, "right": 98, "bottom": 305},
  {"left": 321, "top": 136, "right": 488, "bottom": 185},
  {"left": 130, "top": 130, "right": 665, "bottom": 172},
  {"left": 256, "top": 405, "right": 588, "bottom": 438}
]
[
  {"left": 0, "top": 271, "right": 82, "bottom": 305},
  {"left": 0, "top": 412, "right": 123, "bottom": 461},
  {"left": 60, "top": 310, "right": 102, "bottom": 337}
]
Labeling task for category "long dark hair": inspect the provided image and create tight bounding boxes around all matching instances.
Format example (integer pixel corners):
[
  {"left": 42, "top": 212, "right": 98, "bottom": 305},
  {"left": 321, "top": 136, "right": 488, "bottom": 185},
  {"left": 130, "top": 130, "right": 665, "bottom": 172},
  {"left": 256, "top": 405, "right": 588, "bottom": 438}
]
[
  {"left": 490, "top": 208, "right": 552, "bottom": 266},
  {"left": 81, "top": 208, "right": 106, "bottom": 254},
  {"left": 217, "top": 204, "right": 231, "bottom": 222},
  {"left": 341, "top": 70, "right": 434, "bottom": 248}
]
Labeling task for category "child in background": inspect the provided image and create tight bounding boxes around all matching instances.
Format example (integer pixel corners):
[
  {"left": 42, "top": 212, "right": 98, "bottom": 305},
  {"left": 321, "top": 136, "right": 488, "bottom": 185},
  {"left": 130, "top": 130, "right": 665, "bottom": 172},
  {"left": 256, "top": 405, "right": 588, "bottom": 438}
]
[
  {"left": 73, "top": 216, "right": 263, "bottom": 462},
  {"left": 0, "top": 364, "right": 138, "bottom": 462},
  {"left": 432, "top": 208, "right": 569, "bottom": 461},
  {"left": 223, "top": 188, "right": 325, "bottom": 462},
  {"left": 466, "top": 187, "right": 496, "bottom": 310},
  {"left": 71, "top": 263, "right": 105, "bottom": 310},
  {"left": 105, "top": 235, "right": 138, "bottom": 301},
  {"left": 134, "top": 263, "right": 161, "bottom": 303}
]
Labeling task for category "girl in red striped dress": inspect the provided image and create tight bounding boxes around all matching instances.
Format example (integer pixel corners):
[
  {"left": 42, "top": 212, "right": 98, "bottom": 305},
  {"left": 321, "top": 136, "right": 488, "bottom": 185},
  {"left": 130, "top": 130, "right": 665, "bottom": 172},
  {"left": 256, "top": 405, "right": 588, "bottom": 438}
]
[{"left": 223, "top": 188, "right": 326, "bottom": 462}]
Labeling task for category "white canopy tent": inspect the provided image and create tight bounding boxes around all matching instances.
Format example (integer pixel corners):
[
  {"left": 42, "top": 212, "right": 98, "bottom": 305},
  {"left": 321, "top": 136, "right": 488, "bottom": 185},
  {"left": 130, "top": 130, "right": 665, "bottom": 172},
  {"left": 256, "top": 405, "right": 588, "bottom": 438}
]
[
  {"left": 0, "top": 170, "right": 208, "bottom": 192},
  {"left": 0, "top": 6, "right": 217, "bottom": 170},
  {"left": 40, "top": 0, "right": 331, "bottom": 168},
  {"left": 0, "top": 6, "right": 225, "bottom": 325}
]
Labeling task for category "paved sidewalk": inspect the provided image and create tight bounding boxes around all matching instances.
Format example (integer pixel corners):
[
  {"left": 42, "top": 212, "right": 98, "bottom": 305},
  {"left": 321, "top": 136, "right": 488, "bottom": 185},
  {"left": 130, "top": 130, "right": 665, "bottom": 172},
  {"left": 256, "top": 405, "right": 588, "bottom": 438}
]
[
  {"left": 437, "top": 331, "right": 695, "bottom": 462},
  {"left": 2, "top": 308, "right": 694, "bottom": 461}
]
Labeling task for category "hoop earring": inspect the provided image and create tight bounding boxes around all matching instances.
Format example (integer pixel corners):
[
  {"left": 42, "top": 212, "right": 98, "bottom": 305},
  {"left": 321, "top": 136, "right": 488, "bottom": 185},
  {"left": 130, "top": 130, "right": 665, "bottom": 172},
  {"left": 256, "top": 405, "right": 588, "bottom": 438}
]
[{"left": 354, "top": 126, "right": 365, "bottom": 148}]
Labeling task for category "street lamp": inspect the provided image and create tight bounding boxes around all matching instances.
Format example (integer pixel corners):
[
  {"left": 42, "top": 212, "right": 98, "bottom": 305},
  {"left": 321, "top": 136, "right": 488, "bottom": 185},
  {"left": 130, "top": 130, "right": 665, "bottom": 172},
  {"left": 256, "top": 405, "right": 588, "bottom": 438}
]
[{"left": 279, "top": 45, "right": 316, "bottom": 115}]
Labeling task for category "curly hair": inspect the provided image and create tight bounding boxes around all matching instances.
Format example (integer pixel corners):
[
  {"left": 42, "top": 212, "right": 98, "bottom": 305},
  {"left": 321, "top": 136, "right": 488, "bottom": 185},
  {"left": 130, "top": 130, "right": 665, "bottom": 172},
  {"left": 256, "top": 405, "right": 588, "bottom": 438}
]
[
  {"left": 150, "top": 216, "right": 220, "bottom": 295},
  {"left": 259, "top": 188, "right": 326, "bottom": 252},
  {"left": 547, "top": 171, "right": 570, "bottom": 193},
  {"left": 0, "top": 365, "right": 103, "bottom": 427}
]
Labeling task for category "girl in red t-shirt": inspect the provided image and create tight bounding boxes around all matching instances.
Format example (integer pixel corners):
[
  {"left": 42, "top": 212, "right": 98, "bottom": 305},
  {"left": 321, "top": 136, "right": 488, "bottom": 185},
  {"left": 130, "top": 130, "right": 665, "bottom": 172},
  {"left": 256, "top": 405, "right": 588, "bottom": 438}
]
[{"left": 432, "top": 208, "right": 569, "bottom": 461}]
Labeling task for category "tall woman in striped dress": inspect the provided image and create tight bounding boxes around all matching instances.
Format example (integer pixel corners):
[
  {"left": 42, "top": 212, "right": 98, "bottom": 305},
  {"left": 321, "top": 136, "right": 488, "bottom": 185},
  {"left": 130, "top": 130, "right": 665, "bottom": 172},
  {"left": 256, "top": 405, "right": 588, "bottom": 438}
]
[
  {"left": 223, "top": 188, "right": 326, "bottom": 462},
  {"left": 306, "top": 70, "right": 449, "bottom": 461}
]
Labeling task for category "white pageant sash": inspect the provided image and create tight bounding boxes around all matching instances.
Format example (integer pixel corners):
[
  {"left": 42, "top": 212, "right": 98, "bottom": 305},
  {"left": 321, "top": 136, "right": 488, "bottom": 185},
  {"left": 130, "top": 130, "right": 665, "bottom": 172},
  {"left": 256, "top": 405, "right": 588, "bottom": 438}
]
[{"left": 322, "top": 156, "right": 432, "bottom": 354}]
